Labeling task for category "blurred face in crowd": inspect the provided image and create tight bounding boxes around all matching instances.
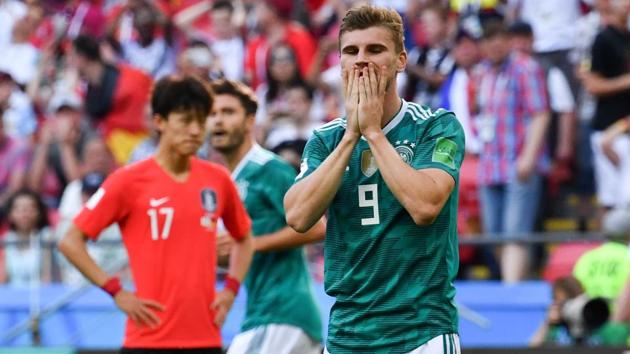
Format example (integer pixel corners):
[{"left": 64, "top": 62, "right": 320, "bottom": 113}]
[
  {"left": 134, "top": 6, "right": 156, "bottom": 46},
  {"left": 254, "top": 2, "right": 276, "bottom": 30},
  {"left": 9, "top": 194, "right": 40, "bottom": 234},
  {"left": 67, "top": 47, "right": 90, "bottom": 78},
  {"left": 421, "top": 9, "right": 446, "bottom": 46},
  {"left": 155, "top": 110, "right": 207, "bottom": 157},
  {"left": 482, "top": 33, "right": 510, "bottom": 65},
  {"left": 453, "top": 37, "right": 480, "bottom": 69},
  {"left": 340, "top": 26, "right": 407, "bottom": 93},
  {"left": 269, "top": 46, "right": 297, "bottom": 83},
  {"left": 612, "top": 0, "right": 630, "bottom": 19},
  {"left": 208, "top": 94, "right": 253, "bottom": 154},
  {"left": 276, "top": 146, "right": 301, "bottom": 170},
  {"left": 82, "top": 138, "right": 113, "bottom": 175},
  {"left": 211, "top": 7, "right": 234, "bottom": 39},
  {"left": 285, "top": 86, "right": 311, "bottom": 122},
  {"left": 0, "top": 76, "right": 13, "bottom": 106},
  {"left": 510, "top": 34, "right": 533, "bottom": 55}
]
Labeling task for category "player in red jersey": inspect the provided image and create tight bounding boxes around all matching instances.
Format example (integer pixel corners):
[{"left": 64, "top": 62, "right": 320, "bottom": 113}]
[{"left": 58, "top": 76, "right": 254, "bottom": 354}]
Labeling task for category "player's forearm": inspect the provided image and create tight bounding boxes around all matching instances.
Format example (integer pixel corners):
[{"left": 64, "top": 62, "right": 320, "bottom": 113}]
[
  {"left": 255, "top": 219, "right": 325, "bottom": 252},
  {"left": 27, "top": 144, "right": 50, "bottom": 192},
  {"left": 613, "top": 276, "right": 630, "bottom": 322},
  {"left": 59, "top": 144, "right": 82, "bottom": 182},
  {"left": 556, "top": 111, "right": 576, "bottom": 160},
  {"left": 227, "top": 233, "right": 254, "bottom": 282},
  {"left": 520, "top": 112, "right": 550, "bottom": 164},
  {"left": 365, "top": 131, "right": 452, "bottom": 225},
  {"left": 173, "top": 0, "right": 212, "bottom": 29},
  {"left": 585, "top": 72, "right": 630, "bottom": 97},
  {"left": 57, "top": 225, "right": 111, "bottom": 287},
  {"left": 284, "top": 135, "right": 358, "bottom": 233}
]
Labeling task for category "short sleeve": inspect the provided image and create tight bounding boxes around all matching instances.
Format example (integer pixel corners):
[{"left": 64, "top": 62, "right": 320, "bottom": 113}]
[
  {"left": 590, "top": 32, "right": 609, "bottom": 76},
  {"left": 413, "top": 112, "right": 465, "bottom": 181},
  {"left": 73, "top": 170, "right": 128, "bottom": 240},
  {"left": 295, "top": 133, "right": 330, "bottom": 183},
  {"left": 547, "top": 67, "right": 575, "bottom": 113},
  {"left": 221, "top": 174, "right": 252, "bottom": 241}
]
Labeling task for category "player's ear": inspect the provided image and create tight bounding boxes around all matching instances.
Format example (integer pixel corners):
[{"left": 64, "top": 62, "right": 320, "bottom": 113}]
[
  {"left": 245, "top": 113, "right": 255, "bottom": 131},
  {"left": 396, "top": 50, "right": 407, "bottom": 73},
  {"left": 153, "top": 114, "right": 166, "bottom": 133}
]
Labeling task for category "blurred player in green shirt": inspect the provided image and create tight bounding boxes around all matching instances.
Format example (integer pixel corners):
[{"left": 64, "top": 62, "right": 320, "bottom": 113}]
[
  {"left": 208, "top": 79, "right": 325, "bottom": 354},
  {"left": 284, "top": 5, "right": 465, "bottom": 354}
]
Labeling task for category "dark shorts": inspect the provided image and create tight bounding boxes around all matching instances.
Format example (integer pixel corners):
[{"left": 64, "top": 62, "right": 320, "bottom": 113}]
[{"left": 120, "top": 348, "right": 223, "bottom": 354}]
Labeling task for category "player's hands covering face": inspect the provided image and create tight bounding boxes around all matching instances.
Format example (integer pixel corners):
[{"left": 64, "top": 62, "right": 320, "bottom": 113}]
[
  {"left": 342, "top": 66, "right": 360, "bottom": 139},
  {"left": 358, "top": 63, "right": 387, "bottom": 136},
  {"left": 115, "top": 290, "right": 165, "bottom": 328}
]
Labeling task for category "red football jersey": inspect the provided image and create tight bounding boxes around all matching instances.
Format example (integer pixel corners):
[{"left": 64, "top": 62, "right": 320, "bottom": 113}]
[{"left": 74, "top": 157, "right": 251, "bottom": 348}]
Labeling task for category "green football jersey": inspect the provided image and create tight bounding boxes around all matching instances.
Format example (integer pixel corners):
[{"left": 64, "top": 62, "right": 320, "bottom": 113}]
[
  {"left": 296, "top": 100, "right": 464, "bottom": 353},
  {"left": 233, "top": 144, "right": 322, "bottom": 342}
]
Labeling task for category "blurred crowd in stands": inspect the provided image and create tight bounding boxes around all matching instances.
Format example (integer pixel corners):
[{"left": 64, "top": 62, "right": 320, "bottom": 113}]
[{"left": 0, "top": 0, "right": 630, "bottom": 302}]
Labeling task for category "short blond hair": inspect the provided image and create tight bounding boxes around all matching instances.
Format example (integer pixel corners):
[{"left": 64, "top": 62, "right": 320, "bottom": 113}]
[{"left": 339, "top": 5, "right": 405, "bottom": 53}]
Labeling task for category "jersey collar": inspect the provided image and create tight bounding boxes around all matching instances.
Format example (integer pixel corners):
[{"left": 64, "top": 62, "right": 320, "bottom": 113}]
[
  {"left": 360, "top": 99, "right": 408, "bottom": 141},
  {"left": 231, "top": 144, "right": 262, "bottom": 179}
]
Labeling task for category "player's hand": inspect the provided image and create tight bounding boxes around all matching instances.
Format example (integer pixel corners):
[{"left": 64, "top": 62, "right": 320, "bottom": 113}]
[
  {"left": 212, "top": 289, "right": 236, "bottom": 328},
  {"left": 216, "top": 234, "right": 233, "bottom": 267},
  {"left": 516, "top": 154, "right": 535, "bottom": 182},
  {"left": 358, "top": 63, "right": 386, "bottom": 138},
  {"left": 342, "top": 66, "right": 360, "bottom": 140},
  {"left": 114, "top": 290, "right": 165, "bottom": 328},
  {"left": 601, "top": 129, "right": 621, "bottom": 167}
]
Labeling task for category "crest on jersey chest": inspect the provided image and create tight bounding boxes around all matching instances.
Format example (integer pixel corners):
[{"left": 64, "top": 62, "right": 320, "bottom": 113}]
[
  {"left": 200, "top": 188, "right": 218, "bottom": 213},
  {"left": 360, "top": 150, "right": 378, "bottom": 177},
  {"left": 200, "top": 188, "right": 218, "bottom": 232},
  {"left": 394, "top": 140, "right": 416, "bottom": 165}
]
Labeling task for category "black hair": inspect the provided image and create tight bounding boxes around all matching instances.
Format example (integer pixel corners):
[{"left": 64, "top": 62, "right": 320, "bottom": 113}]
[
  {"left": 5, "top": 189, "right": 49, "bottom": 231},
  {"left": 212, "top": 0, "right": 234, "bottom": 13},
  {"left": 151, "top": 75, "right": 213, "bottom": 119},
  {"left": 482, "top": 20, "right": 509, "bottom": 40},
  {"left": 288, "top": 83, "right": 314, "bottom": 101},
  {"left": 265, "top": 44, "right": 306, "bottom": 103},
  {"left": 210, "top": 79, "right": 258, "bottom": 116},
  {"left": 72, "top": 34, "right": 102, "bottom": 62}
]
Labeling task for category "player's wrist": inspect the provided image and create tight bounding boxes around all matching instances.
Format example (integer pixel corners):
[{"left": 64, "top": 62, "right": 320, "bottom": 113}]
[
  {"left": 224, "top": 275, "right": 241, "bottom": 296},
  {"left": 101, "top": 276, "right": 123, "bottom": 297},
  {"left": 362, "top": 129, "right": 385, "bottom": 143},
  {"left": 342, "top": 131, "right": 361, "bottom": 144}
]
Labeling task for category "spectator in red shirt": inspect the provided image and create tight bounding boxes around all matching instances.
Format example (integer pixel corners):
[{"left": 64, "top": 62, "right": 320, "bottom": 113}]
[
  {"left": 244, "top": 0, "right": 317, "bottom": 89},
  {"left": 58, "top": 75, "right": 254, "bottom": 352}
]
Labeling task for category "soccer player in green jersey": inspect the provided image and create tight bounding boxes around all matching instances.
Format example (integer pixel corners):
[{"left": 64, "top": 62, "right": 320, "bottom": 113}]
[
  {"left": 207, "top": 78, "right": 326, "bottom": 354},
  {"left": 284, "top": 5, "right": 465, "bottom": 354}
]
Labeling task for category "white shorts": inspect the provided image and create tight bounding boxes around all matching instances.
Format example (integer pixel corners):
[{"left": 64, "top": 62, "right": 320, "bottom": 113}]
[
  {"left": 324, "top": 333, "right": 461, "bottom": 354},
  {"left": 591, "top": 132, "right": 630, "bottom": 207},
  {"left": 227, "top": 324, "right": 322, "bottom": 354}
]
